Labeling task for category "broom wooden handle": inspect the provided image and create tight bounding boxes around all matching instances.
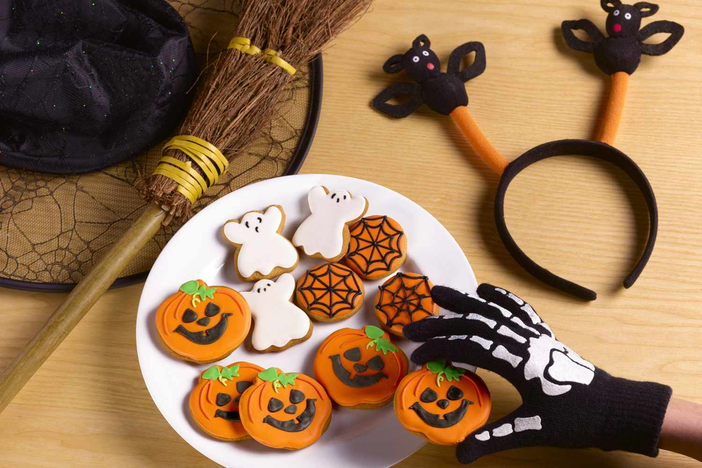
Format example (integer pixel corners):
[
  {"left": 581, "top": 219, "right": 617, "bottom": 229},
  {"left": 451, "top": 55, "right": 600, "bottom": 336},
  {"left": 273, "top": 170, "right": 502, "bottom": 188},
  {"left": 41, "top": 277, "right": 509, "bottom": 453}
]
[{"left": 0, "top": 203, "right": 166, "bottom": 413}]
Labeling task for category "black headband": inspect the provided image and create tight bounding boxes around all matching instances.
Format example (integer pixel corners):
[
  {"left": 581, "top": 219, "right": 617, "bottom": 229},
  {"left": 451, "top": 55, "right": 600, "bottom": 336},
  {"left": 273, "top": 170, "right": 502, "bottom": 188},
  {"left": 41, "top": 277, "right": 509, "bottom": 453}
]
[{"left": 495, "top": 139, "right": 657, "bottom": 301}]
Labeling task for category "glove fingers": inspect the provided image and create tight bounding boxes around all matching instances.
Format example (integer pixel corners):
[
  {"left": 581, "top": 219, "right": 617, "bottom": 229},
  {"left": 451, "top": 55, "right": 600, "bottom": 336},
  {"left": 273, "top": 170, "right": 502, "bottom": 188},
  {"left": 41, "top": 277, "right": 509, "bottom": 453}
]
[
  {"left": 477, "top": 284, "right": 553, "bottom": 337},
  {"left": 403, "top": 308, "right": 513, "bottom": 343},
  {"left": 430, "top": 285, "right": 494, "bottom": 315},
  {"left": 457, "top": 408, "right": 546, "bottom": 464},
  {"left": 410, "top": 335, "right": 523, "bottom": 380}
]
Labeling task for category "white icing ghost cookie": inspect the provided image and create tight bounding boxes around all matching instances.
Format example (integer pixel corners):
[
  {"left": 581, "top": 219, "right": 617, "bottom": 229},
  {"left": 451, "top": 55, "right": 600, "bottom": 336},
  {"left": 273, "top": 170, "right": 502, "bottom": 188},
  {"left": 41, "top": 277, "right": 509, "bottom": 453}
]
[
  {"left": 222, "top": 205, "right": 299, "bottom": 281},
  {"left": 240, "top": 274, "right": 313, "bottom": 352},
  {"left": 292, "top": 186, "right": 368, "bottom": 262}
]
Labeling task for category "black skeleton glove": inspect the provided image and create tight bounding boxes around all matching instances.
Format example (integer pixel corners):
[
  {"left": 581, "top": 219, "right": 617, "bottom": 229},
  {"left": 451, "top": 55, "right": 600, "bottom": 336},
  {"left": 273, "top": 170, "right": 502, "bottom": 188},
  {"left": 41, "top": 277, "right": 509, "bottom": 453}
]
[{"left": 403, "top": 284, "right": 672, "bottom": 464}]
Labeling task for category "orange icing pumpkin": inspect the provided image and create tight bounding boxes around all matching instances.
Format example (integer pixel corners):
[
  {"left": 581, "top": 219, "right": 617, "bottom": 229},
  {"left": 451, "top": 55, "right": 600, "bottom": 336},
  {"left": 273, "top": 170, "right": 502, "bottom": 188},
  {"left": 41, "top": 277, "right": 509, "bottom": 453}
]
[
  {"left": 239, "top": 367, "right": 332, "bottom": 450},
  {"left": 314, "top": 325, "right": 408, "bottom": 408},
  {"left": 345, "top": 215, "right": 407, "bottom": 280},
  {"left": 375, "top": 272, "right": 439, "bottom": 337},
  {"left": 394, "top": 360, "right": 491, "bottom": 445},
  {"left": 155, "top": 280, "right": 251, "bottom": 363},
  {"left": 189, "top": 362, "right": 264, "bottom": 441}
]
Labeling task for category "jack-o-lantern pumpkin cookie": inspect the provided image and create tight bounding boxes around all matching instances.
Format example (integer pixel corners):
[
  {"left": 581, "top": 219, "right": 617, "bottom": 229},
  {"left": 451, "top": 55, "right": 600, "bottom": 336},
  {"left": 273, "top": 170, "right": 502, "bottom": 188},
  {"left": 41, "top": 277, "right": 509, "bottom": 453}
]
[
  {"left": 345, "top": 215, "right": 407, "bottom": 280},
  {"left": 295, "top": 263, "right": 365, "bottom": 322},
  {"left": 292, "top": 185, "right": 368, "bottom": 262},
  {"left": 375, "top": 272, "right": 439, "bottom": 337},
  {"left": 241, "top": 273, "right": 313, "bottom": 352},
  {"left": 394, "top": 360, "right": 491, "bottom": 445},
  {"left": 155, "top": 280, "right": 251, "bottom": 363},
  {"left": 314, "top": 325, "right": 408, "bottom": 409},
  {"left": 239, "top": 367, "right": 333, "bottom": 450},
  {"left": 222, "top": 205, "right": 299, "bottom": 281},
  {"left": 189, "top": 362, "right": 264, "bottom": 441}
]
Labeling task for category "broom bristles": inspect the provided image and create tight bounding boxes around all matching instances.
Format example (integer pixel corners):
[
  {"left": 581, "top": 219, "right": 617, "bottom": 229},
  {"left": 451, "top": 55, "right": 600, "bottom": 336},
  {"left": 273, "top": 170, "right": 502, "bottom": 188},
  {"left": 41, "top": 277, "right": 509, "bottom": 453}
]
[{"left": 142, "top": 0, "right": 372, "bottom": 221}]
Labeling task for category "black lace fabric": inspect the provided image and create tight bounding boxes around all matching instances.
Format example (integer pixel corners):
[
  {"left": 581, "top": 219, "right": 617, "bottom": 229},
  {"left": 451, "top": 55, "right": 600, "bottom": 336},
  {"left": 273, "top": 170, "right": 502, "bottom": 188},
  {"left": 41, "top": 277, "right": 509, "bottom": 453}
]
[{"left": 0, "top": 0, "right": 317, "bottom": 288}]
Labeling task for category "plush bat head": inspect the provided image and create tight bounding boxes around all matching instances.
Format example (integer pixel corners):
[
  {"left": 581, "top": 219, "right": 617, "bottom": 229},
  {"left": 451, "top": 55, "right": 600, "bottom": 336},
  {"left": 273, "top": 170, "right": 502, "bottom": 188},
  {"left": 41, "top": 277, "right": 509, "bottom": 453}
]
[
  {"left": 601, "top": 1, "right": 659, "bottom": 37},
  {"left": 382, "top": 34, "right": 441, "bottom": 83}
]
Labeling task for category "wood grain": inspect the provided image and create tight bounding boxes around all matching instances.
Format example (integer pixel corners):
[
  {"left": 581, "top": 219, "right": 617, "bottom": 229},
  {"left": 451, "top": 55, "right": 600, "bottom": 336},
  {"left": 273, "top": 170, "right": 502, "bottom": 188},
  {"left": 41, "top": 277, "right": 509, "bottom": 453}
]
[{"left": 0, "top": 0, "right": 700, "bottom": 466}]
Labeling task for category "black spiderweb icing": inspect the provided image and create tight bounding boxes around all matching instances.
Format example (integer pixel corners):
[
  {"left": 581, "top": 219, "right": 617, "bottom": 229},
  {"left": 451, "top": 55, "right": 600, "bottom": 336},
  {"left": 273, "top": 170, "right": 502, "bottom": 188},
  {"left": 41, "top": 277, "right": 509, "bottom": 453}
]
[
  {"left": 346, "top": 216, "right": 404, "bottom": 276},
  {"left": 297, "top": 264, "right": 362, "bottom": 318},
  {"left": 376, "top": 273, "right": 434, "bottom": 329}
]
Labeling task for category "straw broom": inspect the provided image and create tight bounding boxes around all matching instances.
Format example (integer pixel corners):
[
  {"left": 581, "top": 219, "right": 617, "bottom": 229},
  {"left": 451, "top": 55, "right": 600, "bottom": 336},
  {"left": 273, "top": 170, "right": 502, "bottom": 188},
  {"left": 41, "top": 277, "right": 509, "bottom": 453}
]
[{"left": 0, "top": 0, "right": 372, "bottom": 412}]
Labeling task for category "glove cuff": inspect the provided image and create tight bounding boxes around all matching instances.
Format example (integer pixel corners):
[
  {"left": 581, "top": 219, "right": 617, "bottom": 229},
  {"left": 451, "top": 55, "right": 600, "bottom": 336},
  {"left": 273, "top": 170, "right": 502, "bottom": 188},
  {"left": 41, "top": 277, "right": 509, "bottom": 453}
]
[{"left": 596, "top": 372, "right": 672, "bottom": 456}]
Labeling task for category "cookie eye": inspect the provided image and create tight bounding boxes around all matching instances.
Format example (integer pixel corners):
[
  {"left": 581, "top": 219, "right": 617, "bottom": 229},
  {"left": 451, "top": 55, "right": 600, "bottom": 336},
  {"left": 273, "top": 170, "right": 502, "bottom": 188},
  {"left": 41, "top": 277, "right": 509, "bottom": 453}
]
[
  {"left": 290, "top": 389, "right": 305, "bottom": 404},
  {"left": 422, "top": 50, "right": 429, "bottom": 56},
  {"left": 182, "top": 308, "right": 197, "bottom": 323},
  {"left": 624, "top": 12, "right": 631, "bottom": 20},
  {"left": 420, "top": 388, "right": 438, "bottom": 403},
  {"left": 366, "top": 355, "right": 385, "bottom": 371},
  {"left": 412, "top": 56, "right": 420, "bottom": 63},
  {"left": 216, "top": 393, "right": 232, "bottom": 407},
  {"left": 205, "top": 303, "right": 220, "bottom": 317},
  {"left": 257, "top": 217, "right": 262, "bottom": 223},
  {"left": 343, "top": 347, "right": 361, "bottom": 362},
  {"left": 245, "top": 221, "right": 250, "bottom": 228},
  {"left": 613, "top": 9, "right": 620, "bottom": 16},
  {"left": 268, "top": 397, "right": 284, "bottom": 412},
  {"left": 343, "top": 195, "right": 347, "bottom": 200},
  {"left": 236, "top": 381, "right": 253, "bottom": 394},
  {"left": 447, "top": 385, "right": 464, "bottom": 401}
]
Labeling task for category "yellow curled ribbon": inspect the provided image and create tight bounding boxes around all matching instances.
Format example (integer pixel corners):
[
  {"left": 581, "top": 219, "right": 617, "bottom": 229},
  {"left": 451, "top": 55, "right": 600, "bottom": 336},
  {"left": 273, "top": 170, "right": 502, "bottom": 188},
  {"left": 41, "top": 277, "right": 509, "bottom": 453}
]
[
  {"left": 227, "top": 37, "right": 296, "bottom": 76},
  {"left": 152, "top": 135, "right": 229, "bottom": 204}
]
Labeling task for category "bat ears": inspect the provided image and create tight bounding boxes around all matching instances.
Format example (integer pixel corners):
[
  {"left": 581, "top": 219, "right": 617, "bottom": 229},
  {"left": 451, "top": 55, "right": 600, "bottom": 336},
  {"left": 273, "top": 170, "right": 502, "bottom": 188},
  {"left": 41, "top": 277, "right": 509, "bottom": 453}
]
[
  {"left": 600, "top": 0, "right": 622, "bottom": 12},
  {"left": 383, "top": 54, "right": 404, "bottom": 74},
  {"left": 634, "top": 2, "right": 659, "bottom": 17},
  {"left": 412, "top": 34, "right": 431, "bottom": 48}
]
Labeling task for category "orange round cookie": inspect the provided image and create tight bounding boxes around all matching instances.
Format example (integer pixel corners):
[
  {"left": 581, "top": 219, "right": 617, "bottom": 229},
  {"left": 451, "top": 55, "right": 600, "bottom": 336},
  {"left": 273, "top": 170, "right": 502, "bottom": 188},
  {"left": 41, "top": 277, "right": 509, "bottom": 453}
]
[
  {"left": 155, "top": 280, "right": 251, "bottom": 363},
  {"left": 314, "top": 325, "right": 408, "bottom": 409},
  {"left": 189, "top": 362, "right": 264, "bottom": 441},
  {"left": 296, "top": 263, "right": 365, "bottom": 322},
  {"left": 239, "top": 367, "right": 332, "bottom": 450},
  {"left": 394, "top": 360, "right": 491, "bottom": 445},
  {"left": 345, "top": 215, "right": 407, "bottom": 280},
  {"left": 375, "top": 272, "right": 439, "bottom": 337}
]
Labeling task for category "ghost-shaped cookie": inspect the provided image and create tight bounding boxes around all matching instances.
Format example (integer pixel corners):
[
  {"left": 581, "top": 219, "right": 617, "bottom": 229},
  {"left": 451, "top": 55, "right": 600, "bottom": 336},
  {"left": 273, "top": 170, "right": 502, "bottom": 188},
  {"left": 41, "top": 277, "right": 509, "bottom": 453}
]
[
  {"left": 223, "top": 205, "right": 299, "bottom": 281},
  {"left": 240, "top": 274, "right": 312, "bottom": 352},
  {"left": 292, "top": 186, "right": 368, "bottom": 262}
]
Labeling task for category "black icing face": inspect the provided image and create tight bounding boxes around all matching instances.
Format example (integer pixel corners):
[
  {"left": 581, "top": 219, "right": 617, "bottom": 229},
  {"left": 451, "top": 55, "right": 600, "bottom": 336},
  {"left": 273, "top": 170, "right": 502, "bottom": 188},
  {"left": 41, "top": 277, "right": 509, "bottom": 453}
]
[
  {"left": 263, "top": 389, "right": 317, "bottom": 432},
  {"left": 330, "top": 347, "right": 388, "bottom": 388},
  {"left": 409, "top": 385, "right": 473, "bottom": 428},
  {"left": 175, "top": 302, "right": 232, "bottom": 345},
  {"left": 213, "top": 380, "right": 253, "bottom": 422},
  {"left": 243, "top": 214, "right": 264, "bottom": 234}
]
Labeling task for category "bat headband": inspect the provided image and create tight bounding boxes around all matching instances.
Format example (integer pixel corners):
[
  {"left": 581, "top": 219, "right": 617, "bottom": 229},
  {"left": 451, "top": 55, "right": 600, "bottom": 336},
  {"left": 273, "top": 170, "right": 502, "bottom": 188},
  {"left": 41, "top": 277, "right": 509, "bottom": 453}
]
[{"left": 372, "top": 1, "right": 684, "bottom": 300}]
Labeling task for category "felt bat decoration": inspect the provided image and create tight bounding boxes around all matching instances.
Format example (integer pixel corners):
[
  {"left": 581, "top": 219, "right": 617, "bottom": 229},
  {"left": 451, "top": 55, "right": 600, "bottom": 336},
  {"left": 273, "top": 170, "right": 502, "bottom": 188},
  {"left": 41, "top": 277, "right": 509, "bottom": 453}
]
[
  {"left": 562, "top": 0, "right": 684, "bottom": 76},
  {"left": 371, "top": 7, "right": 684, "bottom": 301}
]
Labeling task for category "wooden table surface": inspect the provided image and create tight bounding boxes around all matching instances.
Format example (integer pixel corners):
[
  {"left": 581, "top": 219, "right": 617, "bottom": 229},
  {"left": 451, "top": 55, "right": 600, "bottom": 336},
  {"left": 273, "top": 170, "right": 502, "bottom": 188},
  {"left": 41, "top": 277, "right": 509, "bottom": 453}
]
[{"left": 1, "top": 0, "right": 700, "bottom": 466}]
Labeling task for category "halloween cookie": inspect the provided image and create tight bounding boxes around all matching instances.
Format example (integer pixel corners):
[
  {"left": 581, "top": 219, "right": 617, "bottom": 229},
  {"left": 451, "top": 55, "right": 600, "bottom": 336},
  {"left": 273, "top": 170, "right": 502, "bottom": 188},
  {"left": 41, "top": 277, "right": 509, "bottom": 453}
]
[
  {"left": 241, "top": 273, "right": 313, "bottom": 352},
  {"left": 222, "top": 205, "right": 299, "bottom": 281},
  {"left": 155, "top": 280, "right": 251, "bottom": 363},
  {"left": 314, "top": 325, "right": 408, "bottom": 409},
  {"left": 189, "top": 362, "right": 264, "bottom": 441},
  {"left": 293, "top": 185, "right": 368, "bottom": 262},
  {"left": 345, "top": 215, "right": 407, "bottom": 280},
  {"left": 295, "top": 262, "right": 365, "bottom": 322},
  {"left": 394, "top": 360, "right": 491, "bottom": 445},
  {"left": 375, "top": 272, "right": 439, "bottom": 337},
  {"left": 239, "top": 367, "right": 333, "bottom": 450}
]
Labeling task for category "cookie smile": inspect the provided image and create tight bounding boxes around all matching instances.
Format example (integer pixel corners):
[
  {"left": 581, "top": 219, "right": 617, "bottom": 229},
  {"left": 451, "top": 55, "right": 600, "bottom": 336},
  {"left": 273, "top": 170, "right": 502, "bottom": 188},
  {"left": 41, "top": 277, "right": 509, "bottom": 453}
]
[
  {"left": 214, "top": 409, "right": 240, "bottom": 422},
  {"left": 330, "top": 355, "right": 387, "bottom": 387},
  {"left": 175, "top": 313, "right": 232, "bottom": 345},
  {"left": 409, "top": 399, "right": 471, "bottom": 428},
  {"left": 263, "top": 398, "right": 317, "bottom": 432}
]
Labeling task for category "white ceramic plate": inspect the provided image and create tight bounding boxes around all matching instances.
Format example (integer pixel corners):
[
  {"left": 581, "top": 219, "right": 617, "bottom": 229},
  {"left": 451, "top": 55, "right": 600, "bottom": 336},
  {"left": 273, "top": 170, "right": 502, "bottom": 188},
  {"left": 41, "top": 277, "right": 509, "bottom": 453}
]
[{"left": 136, "top": 174, "right": 477, "bottom": 468}]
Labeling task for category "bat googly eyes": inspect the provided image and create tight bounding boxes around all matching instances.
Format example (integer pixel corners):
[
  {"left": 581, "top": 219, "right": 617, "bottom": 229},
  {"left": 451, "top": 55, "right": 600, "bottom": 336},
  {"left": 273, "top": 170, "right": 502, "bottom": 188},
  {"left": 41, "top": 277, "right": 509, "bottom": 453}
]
[
  {"left": 613, "top": 9, "right": 620, "bottom": 15},
  {"left": 625, "top": 12, "right": 632, "bottom": 19},
  {"left": 422, "top": 51, "right": 429, "bottom": 56},
  {"left": 412, "top": 56, "right": 420, "bottom": 63}
]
